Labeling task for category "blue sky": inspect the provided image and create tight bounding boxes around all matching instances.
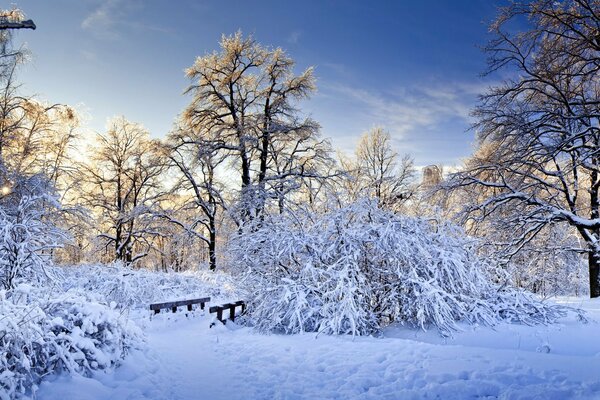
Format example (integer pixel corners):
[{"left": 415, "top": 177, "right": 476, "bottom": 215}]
[{"left": 14, "top": 0, "right": 504, "bottom": 167}]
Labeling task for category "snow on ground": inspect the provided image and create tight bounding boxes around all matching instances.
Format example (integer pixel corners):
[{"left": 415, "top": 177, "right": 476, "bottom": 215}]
[{"left": 38, "top": 298, "right": 600, "bottom": 400}]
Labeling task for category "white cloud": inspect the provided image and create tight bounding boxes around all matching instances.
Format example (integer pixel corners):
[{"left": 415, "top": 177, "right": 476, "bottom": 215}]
[
  {"left": 306, "top": 78, "right": 495, "bottom": 165},
  {"left": 321, "top": 81, "right": 478, "bottom": 139},
  {"left": 80, "top": 50, "right": 98, "bottom": 61},
  {"left": 81, "top": 0, "right": 124, "bottom": 39},
  {"left": 287, "top": 30, "right": 302, "bottom": 44},
  {"left": 81, "top": 0, "right": 172, "bottom": 39}
]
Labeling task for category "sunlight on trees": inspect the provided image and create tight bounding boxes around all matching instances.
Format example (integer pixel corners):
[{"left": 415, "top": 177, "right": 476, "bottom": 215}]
[
  {"left": 4, "top": 4, "right": 600, "bottom": 398},
  {"left": 445, "top": 0, "right": 600, "bottom": 297},
  {"left": 80, "top": 117, "right": 167, "bottom": 266},
  {"left": 183, "top": 32, "right": 329, "bottom": 228},
  {"left": 1, "top": 4, "right": 598, "bottom": 296}
]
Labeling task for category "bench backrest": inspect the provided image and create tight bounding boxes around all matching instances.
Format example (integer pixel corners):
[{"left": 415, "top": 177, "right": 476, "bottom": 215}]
[{"left": 150, "top": 297, "right": 211, "bottom": 312}]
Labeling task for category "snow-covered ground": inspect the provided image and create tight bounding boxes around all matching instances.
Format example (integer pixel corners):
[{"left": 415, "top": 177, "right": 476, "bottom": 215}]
[{"left": 37, "top": 298, "right": 600, "bottom": 400}]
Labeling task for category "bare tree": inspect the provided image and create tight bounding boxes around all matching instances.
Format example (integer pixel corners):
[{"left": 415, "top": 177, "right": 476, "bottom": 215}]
[
  {"left": 81, "top": 117, "right": 166, "bottom": 265},
  {"left": 184, "top": 32, "right": 265, "bottom": 226},
  {"left": 183, "top": 32, "right": 320, "bottom": 227},
  {"left": 447, "top": 0, "right": 600, "bottom": 297},
  {"left": 0, "top": 7, "right": 78, "bottom": 203},
  {"left": 165, "top": 123, "right": 227, "bottom": 270},
  {"left": 341, "top": 127, "right": 415, "bottom": 210},
  {"left": 0, "top": 7, "right": 74, "bottom": 282},
  {"left": 254, "top": 48, "right": 319, "bottom": 216}
]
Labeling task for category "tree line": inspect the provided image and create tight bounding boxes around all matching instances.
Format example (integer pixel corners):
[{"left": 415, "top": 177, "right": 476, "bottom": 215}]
[
  {"left": 2, "top": 1, "right": 600, "bottom": 298},
  {"left": 0, "top": 26, "right": 417, "bottom": 274}
]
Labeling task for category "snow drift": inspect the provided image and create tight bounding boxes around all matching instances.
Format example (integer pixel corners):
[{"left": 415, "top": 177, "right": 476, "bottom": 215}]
[
  {"left": 0, "top": 284, "right": 141, "bottom": 399},
  {"left": 59, "top": 263, "right": 238, "bottom": 311},
  {"left": 232, "top": 200, "right": 572, "bottom": 336}
]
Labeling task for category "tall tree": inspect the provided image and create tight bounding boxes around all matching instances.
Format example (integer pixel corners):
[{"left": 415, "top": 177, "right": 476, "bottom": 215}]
[
  {"left": 0, "top": 7, "right": 72, "bottom": 285},
  {"left": 82, "top": 117, "right": 166, "bottom": 265},
  {"left": 183, "top": 32, "right": 320, "bottom": 226},
  {"left": 355, "top": 127, "right": 414, "bottom": 209},
  {"left": 184, "top": 32, "right": 265, "bottom": 226},
  {"left": 447, "top": 0, "right": 600, "bottom": 297},
  {"left": 337, "top": 128, "right": 414, "bottom": 210},
  {"left": 166, "top": 122, "right": 226, "bottom": 271}
]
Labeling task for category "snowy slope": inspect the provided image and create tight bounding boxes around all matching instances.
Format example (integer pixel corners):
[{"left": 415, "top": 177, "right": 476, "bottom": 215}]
[{"left": 37, "top": 298, "right": 600, "bottom": 400}]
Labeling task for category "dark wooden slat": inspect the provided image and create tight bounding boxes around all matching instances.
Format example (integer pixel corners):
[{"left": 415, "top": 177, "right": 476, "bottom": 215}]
[
  {"left": 234, "top": 300, "right": 246, "bottom": 313},
  {"left": 209, "top": 300, "right": 246, "bottom": 323},
  {"left": 149, "top": 297, "right": 210, "bottom": 311}
]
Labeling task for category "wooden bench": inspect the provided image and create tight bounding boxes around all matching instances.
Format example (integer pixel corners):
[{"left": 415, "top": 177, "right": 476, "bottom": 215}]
[
  {"left": 149, "top": 297, "right": 211, "bottom": 314},
  {"left": 209, "top": 300, "right": 246, "bottom": 323}
]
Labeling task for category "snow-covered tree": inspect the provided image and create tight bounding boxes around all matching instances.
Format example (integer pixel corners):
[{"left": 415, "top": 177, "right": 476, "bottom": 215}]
[
  {"left": 231, "top": 200, "right": 569, "bottom": 337},
  {"left": 165, "top": 122, "right": 227, "bottom": 270},
  {"left": 335, "top": 128, "right": 415, "bottom": 211},
  {"left": 446, "top": 0, "right": 600, "bottom": 297},
  {"left": 183, "top": 32, "right": 325, "bottom": 227},
  {"left": 81, "top": 117, "right": 167, "bottom": 265},
  {"left": 354, "top": 127, "right": 415, "bottom": 209},
  {"left": 261, "top": 126, "right": 334, "bottom": 215},
  {"left": 0, "top": 193, "right": 64, "bottom": 289}
]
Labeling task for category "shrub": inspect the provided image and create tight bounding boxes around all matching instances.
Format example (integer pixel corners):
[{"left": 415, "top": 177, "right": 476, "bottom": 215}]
[
  {"left": 0, "top": 195, "right": 65, "bottom": 290},
  {"left": 231, "top": 200, "right": 572, "bottom": 336},
  {"left": 0, "top": 284, "right": 142, "bottom": 399},
  {"left": 59, "top": 263, "right": 238, "bottom": 311}
]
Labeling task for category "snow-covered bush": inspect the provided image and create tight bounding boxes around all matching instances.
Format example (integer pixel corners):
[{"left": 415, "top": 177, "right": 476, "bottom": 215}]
[
  {"left": 231, "top": 199, "right": 571, "bottom": 336},
  {"left": 59, "top": 263, "right": 238, "bottom": 310},
  {"left": 0, "top": 194, "right": 65, "bottom": 290},
  {"left": 0, "top": 284, "right": 142, "bottom": 399},
  {"left": 492, "top": 225, "right": 586, "bottom": 298}
]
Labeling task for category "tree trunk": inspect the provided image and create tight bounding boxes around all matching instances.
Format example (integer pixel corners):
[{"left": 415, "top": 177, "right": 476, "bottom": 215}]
[
  {"left": 590, "top": 167, "right": 600, "bottom": 298},
  {"left": 589, "top": 249, "right": 600, "bottom": 298},
  {"left": 256, "top": 99, "right": 272, "bottom": 220},
  {"left": 208, "top": 216, "right": 217, "bottom": 271},
  {"left": 239, "top": 150, "right": 253, "bottom": 227}
]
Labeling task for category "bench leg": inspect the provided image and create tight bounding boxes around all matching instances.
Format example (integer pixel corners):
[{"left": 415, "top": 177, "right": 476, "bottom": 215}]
[
  {"left": 201, "top": 302, "right": 205, "bottom": 310},
  {"left": 154, "top": 309, "right": 160, "bottom": 314},
  {"left": 187, "top": 304, "right": 192, "bottom": 312},
  {"left": 172, "top": 306, "right": 177, "bottom": 313},
  {"left": 229, "top": 305, "right": 236, "bottom": 321},
  {"left": 217, "top": 309, "right": 223, "bottom": 322}
]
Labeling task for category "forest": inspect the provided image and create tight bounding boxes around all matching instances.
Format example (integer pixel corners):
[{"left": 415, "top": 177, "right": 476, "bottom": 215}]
[{"left": 2, "top": 1, "right": 600, "bottom": 399}]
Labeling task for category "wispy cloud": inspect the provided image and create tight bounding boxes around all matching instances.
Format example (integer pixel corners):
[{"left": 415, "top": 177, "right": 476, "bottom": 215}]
[
  {"left": 287, "top": 30, "right": 302, "bottom": 44},
  {"left": 321, "top": 81, "right": 478, "bottom": 139},
  {"left": 309, "top": 79, "right": 495, "bottom": 165},
  {"left": 81, "top": 0, "right": 172, "bottom": 39},
  {"left": 320, "top": 62, "right": 355, "bottom": 79},
  {"left": 80, "top": 50, "right": 98, "bottom": 62},
  {"left": 81, "top": 0, "right": 124, "bottom": 39}
]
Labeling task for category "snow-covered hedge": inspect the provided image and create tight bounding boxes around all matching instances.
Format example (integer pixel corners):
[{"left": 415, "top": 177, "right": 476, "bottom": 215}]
[
  {"left": 0, "top": 195, "right": 65, "bottom": 290},
  {"left": 0, "top": 262, "right": 233, "bottom": 399},
  {"left": 0, "top": 284, "right": 142, "bottom": 399},
  {"left": 231, "top": 200, "right": 571, "bottom": 336},
  {"left": 59, "top": 263, "right": 238, "bottom": 310}
]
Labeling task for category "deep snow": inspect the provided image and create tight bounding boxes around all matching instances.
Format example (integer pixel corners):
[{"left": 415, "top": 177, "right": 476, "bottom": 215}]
[{"left": 36, "top": 297, "right": 600, "bottom": 400}]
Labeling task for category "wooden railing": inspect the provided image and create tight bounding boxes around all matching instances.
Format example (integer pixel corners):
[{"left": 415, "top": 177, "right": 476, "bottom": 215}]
[
  {"left": 149, "top": 297, "right": 211, "bottom": 314},
  {"left": 209, "top": 300, "right": 246, "bottom": 323}
]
